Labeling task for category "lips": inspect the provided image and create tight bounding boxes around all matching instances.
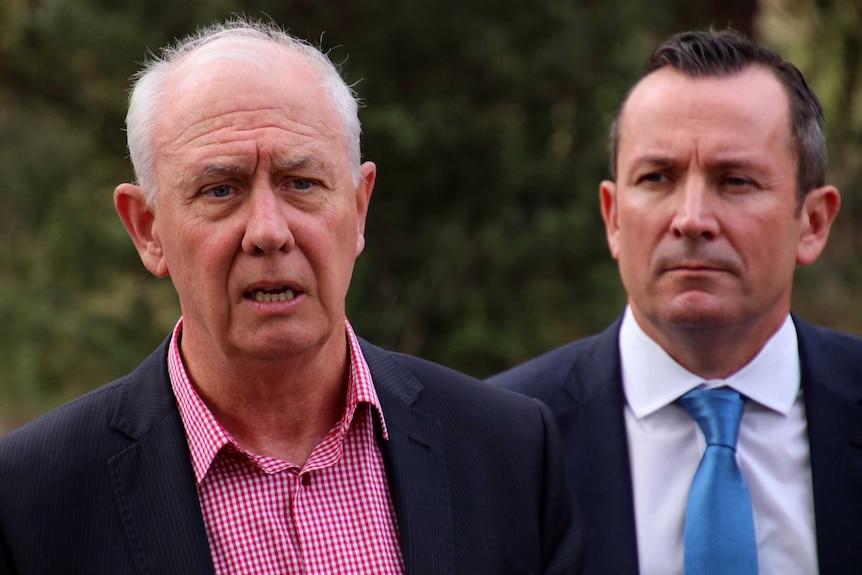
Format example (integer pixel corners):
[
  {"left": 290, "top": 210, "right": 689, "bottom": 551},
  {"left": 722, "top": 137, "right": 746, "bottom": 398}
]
[
  {"left": 669, "top": 263, "right": 723, "bottom": 271},
  {"left": 654, "top": 248, "right": 742, "bottom": 276},
  {"left": 243, "top": 283, "right": 301, "bottom": 302},
  {"left": 249, "top": 288, "right": 296, "bottom": 302}
]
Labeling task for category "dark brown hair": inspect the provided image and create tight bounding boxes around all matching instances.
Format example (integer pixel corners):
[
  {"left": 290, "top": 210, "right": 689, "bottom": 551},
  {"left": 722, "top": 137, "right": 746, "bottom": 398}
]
[{"left": 609, "top": 29, "right": 826, "bottom": 198}]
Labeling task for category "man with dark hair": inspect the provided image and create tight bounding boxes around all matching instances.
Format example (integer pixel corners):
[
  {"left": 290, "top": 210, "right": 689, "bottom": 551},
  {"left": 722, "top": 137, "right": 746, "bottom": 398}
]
[
  {"left": 0, "top": 19, "right": 584, "bottom": 575},
  {"left": 491, "top": 29, "right": 860, "bottom": 575}
]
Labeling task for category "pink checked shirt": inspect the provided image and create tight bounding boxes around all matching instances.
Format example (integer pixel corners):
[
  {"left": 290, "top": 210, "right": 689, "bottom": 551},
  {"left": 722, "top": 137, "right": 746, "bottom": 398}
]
[{"left": 167, "top": 318, "right": 405, "bottom": 575}]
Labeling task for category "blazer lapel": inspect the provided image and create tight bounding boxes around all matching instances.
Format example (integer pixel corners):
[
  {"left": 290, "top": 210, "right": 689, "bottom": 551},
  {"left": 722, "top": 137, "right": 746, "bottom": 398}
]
[
  {"left": 108, "top": 344, "right": 215, "bottom": 575},
  {"left": 360, "top": 341, "right": 453, "bottom": 575},
  {"left": 558, "top": 320, "right": 640, "bottom": 575},
  {"left": 796, "top": 318, "right": 862, "bottom": 574}
]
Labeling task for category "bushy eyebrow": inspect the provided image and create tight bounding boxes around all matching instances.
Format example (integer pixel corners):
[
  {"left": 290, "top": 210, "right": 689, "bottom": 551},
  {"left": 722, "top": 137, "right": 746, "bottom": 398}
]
[
  {"left": 705, "top": 158, "right": 762, "bottom": 173},
  {"left": 196, "top": 157, "right": 331, "bottom": 181},
  {"left": 273, "top": 158, "right": 336, "bottom": 186},
  {"left": 201, "top": 164, "right": 248, "bottom": 179},
  {"left": 628, "top": 154, "right": 677, "bottom": 170},
  {"left": 273, "top": 158, "right": 324, "bottom": 172},
  {"left": 628, "top": 154, "right": 765, "bottom": 173},
  {"left": 622, "top": 155, "right": 678, "bottom": 180}
]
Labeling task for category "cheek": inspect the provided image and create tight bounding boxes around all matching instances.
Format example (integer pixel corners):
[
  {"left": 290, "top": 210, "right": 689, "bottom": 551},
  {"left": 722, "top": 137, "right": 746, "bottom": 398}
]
[
  {"left": 324, "top": 207, "right": 362, "bottom": 255},
  {"left": 616, "top": 225, "right": 666, "bottom": 293},
  {"left": 299, "top": 216, "right": 357, "bottom": 270},
  {"left": 616, "top": 248, "right": 647, "bottom": 288},
  {"left": 617, "top": 219, "right": 656, "bottom": 261},
  {"left": 169, "top": 225, "right": 237, "bottom": 280},
  {"left": 733, "top": 213, "right": 796, "bottom": 260},
  {"left": 334, "top": 225, "right": 363, "bottom": 286}
]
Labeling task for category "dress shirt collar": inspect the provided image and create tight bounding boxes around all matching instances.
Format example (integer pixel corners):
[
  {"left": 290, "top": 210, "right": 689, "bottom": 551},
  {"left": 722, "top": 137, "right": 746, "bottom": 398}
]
[
  {"left": 620, "top": 306, "right": 800, "bottom": 419},
  {"left": 167, "top": 317, "right": 389, "bottom": 485}
]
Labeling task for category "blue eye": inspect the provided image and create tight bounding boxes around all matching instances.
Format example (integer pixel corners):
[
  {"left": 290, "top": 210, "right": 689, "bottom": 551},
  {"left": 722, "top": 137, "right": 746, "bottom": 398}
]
[
  {"left": 210, "top": 185, "right": 233, "bottom": 198},
  {"left": 292, "top": 178, "right": 313, "bottom": 190}
]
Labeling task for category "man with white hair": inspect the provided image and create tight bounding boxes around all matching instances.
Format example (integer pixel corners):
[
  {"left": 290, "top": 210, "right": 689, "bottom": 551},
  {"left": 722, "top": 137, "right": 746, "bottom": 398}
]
[{"left": 0, "top": 20, "right": 583, "bottom": 574}]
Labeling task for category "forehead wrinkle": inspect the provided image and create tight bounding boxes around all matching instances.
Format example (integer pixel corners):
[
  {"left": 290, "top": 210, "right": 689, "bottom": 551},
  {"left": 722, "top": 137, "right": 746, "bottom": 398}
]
[
  {"left": 162, "top": 107, "right": 305, "bottom": 150},
  {"left": 151, "top": 62, "right": 353, "bottom": 189},
  {"left": 157, "top": 115, "right": 340, "bottom": 188}
]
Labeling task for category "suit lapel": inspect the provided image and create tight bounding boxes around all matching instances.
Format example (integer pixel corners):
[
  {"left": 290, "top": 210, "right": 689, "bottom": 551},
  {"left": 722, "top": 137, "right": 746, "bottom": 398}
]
[
  {"left": 360, "top": 341, "right": 453, "bottom": 575},
  {"left": 548, "top": 315, "right": 862, "bottom": 575},
  {"left": 796, "top": 318, "right": 862, "bottom": 574},
  {"left": 108, "top": 344, "right": 215, "bottom": 575},
  {"left": 559, "top": 320, "right": 640, "bottom": 575}
]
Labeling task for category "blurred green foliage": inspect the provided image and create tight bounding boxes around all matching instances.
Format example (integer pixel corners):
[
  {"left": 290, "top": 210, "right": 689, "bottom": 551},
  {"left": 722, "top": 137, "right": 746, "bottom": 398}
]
[{"left": 1, "top": 0, "right": 860, "bottom": 431}]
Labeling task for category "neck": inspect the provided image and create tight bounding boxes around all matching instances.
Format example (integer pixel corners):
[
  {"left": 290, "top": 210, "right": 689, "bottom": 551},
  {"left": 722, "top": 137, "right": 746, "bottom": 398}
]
[{"left": 181, "top": 333, "right": 350, "bottom": 467}]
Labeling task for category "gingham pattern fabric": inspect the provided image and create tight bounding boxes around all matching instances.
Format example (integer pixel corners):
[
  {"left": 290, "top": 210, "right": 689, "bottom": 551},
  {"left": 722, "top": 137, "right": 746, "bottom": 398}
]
[{"left": 167, "top": 318, "right": 404, "bottom": 574}]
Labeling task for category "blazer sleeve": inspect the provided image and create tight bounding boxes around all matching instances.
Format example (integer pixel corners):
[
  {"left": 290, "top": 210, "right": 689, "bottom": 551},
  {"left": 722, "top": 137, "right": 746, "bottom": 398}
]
[
  {"left": 0, "top": 525, "right": 12, "bottom": 575},
  {"left": 535, "top": 398, "right": 587, "bottom": 575}
]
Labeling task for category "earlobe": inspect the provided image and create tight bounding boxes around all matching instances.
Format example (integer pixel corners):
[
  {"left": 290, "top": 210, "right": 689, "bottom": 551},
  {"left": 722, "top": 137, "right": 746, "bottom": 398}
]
[
  {"left": 114, "top": 184, "right": 170, "bottom": 278},
  {"left": 797, "top": 185, "right": 841, "bottom": 266},
  {"left": 600, "top": 181, "right": 621, "bottom": 260}
]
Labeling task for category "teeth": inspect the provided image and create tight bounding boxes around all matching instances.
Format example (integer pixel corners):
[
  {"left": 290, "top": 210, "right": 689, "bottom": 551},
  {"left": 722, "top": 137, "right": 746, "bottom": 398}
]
[{"left": 253, "top": 289, "right": 295, "bottom": 302}]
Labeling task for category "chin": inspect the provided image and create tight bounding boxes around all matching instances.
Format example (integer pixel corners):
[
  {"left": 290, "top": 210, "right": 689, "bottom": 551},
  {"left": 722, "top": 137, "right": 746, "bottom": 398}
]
[
  {"left": 662, "top": 304, "right": 739, "bottom": 329},
  {"left": 242, "top": 344, "right": 311, "bottom": 363},
  {"left": 229, "top": 331, "right": 310, "bottom": 359}
]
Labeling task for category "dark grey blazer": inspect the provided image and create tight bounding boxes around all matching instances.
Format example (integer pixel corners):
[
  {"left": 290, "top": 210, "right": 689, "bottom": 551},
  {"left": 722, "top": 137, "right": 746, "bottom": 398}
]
[
  {"left": 489, "top": 314, "right": 862, "bottom": 575},
  {"left": 0, "top": 337, "right": 585, "bottom": 575}
]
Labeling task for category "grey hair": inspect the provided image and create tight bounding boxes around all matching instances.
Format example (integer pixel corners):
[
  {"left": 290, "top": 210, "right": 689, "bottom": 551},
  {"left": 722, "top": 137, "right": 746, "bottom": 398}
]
[
  {"left": 125, "top": 18, "right": 362, "bottom": 205},
  {"left": 608, "top": 29, "right": 826, "bottom": 201}
]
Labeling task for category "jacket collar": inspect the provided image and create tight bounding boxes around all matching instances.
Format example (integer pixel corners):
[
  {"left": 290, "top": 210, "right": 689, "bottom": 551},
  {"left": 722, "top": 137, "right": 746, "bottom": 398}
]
[
  {"left": 108, "top": 339, "right": 216, "bottom": 575},
  {"left": 358, "top": 339, "right": 454, "bottom": 575}
]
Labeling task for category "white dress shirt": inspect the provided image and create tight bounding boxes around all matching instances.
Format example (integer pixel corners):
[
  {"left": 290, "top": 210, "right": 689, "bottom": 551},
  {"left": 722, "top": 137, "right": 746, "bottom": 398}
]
[{"left": 620, "top": 307, "right": 818, "bottom": 575}]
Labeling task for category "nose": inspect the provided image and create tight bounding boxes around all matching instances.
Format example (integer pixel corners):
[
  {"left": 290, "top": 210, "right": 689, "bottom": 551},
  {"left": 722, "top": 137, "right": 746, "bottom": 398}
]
[
  {"left": 670, "top": 177, "right": 719, "bottom": 240},
  {"left": 241, "top": 186, "right": 295, "bottom": 255}
]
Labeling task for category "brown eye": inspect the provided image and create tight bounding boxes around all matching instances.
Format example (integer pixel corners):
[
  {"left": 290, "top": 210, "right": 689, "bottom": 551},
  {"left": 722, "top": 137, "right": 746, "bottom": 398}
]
[
  {"left": 725, "top": 177, "right": 750, "bottom": 187},
  {"left": 641, "top": 173, "right": 668, "bottom": 184}
]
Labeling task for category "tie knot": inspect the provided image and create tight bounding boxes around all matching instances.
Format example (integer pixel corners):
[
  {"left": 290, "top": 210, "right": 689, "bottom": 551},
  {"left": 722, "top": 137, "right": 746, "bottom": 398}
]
[{"left": 679, "top": 387, "right": 745, "bottom": 449}]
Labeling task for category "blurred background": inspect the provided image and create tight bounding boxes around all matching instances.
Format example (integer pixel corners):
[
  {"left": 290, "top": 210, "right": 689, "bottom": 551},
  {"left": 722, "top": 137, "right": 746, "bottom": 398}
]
[{"left": 2, "top": 0, "right": 861, "bottom": 432}]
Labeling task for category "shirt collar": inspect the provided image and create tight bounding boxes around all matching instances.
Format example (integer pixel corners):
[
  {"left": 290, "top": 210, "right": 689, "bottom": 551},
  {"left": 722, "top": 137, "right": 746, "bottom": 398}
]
[
  {"left": 620, "top": 306, "right": 800, "bottom": 419},
  {"left": 167, "top": 317, "right": 389, "bottom": 485}
]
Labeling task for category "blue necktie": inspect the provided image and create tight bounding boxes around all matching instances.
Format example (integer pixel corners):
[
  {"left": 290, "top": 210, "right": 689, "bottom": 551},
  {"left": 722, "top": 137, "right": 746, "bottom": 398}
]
[{"left": 679, "top": 387, "right": 758, "bottom": 575}]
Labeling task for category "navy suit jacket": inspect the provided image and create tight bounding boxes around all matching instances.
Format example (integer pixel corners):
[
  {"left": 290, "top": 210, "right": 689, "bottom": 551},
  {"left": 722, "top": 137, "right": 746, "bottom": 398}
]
[
  {"left": 0, "top": 337, "right": 584, "bottom": 574},
  {"left": 490, "top": 315, "right": 862, "bottom": 575}
]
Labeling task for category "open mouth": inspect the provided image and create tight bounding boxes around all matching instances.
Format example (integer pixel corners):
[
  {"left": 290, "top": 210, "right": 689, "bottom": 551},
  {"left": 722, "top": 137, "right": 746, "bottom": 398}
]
[{"left": 246, "top": 287, "right": 297, "bottom": 302}]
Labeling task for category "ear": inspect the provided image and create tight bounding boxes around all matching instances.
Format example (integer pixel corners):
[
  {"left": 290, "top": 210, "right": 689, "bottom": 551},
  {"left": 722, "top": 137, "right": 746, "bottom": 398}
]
[
  {"left": 600, "top": 180, "right": 621, "bottom": 260},
  {"left": 796, "top": 185, "right": 841, "bottom": 266},
  {"left": 114, "top": 183, "right": 170, "bottom": 278},
  {"left": 354, "top": 161, "right": 376, "bottom": 256}
]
